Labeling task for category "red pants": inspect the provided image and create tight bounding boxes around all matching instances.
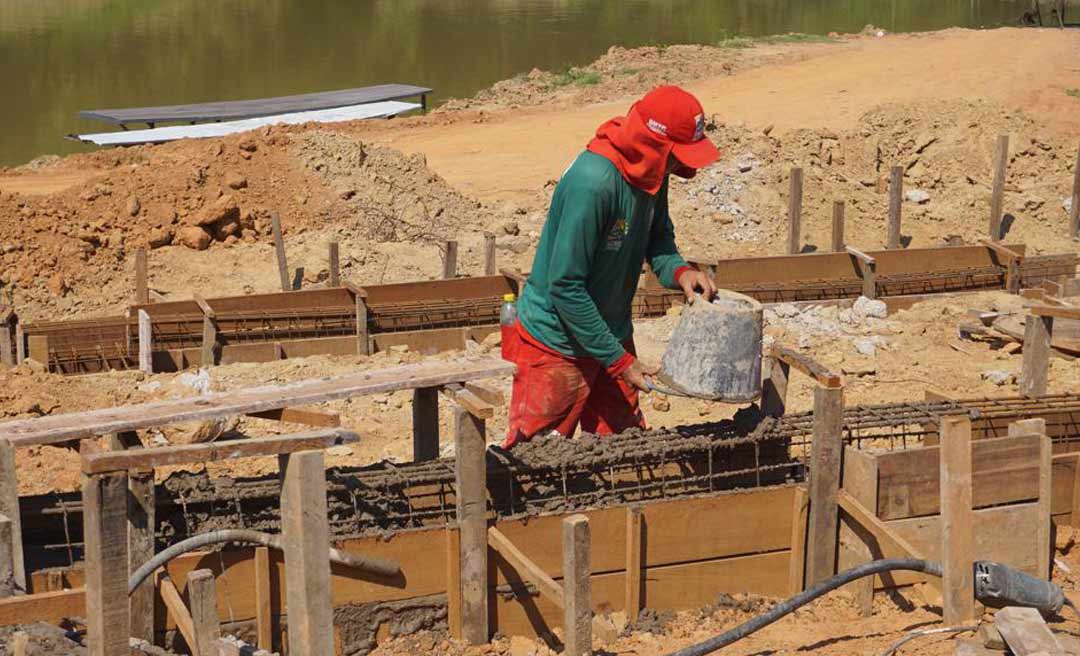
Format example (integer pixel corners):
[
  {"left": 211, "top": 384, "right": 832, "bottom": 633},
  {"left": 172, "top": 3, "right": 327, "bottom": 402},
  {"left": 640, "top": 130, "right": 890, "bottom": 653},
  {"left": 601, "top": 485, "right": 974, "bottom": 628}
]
[{"left": 502, "top": 323, "right": 645, "bottom": 449}]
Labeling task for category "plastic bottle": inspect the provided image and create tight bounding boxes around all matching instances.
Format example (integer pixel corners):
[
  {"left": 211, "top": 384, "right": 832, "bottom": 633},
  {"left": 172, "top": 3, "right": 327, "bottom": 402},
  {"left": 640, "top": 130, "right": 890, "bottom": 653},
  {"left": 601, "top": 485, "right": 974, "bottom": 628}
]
[{"left": 499, "top": 293, "right": 517, "bottom": 361}]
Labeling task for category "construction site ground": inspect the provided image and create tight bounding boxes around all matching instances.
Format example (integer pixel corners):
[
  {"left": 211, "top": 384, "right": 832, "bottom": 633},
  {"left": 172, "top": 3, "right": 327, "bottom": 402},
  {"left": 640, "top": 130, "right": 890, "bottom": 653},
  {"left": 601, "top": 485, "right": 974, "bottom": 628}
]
[{"left": 1, "top": 25, "right": 1080, "bottom": 655}]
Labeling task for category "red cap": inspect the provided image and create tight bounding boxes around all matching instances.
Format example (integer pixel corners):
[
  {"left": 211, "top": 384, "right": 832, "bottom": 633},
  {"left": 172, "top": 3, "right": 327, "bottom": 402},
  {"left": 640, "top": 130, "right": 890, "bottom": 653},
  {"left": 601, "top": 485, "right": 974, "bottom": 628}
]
[{"left": 633, "top": 86, "right": 720, "bottom": 170}]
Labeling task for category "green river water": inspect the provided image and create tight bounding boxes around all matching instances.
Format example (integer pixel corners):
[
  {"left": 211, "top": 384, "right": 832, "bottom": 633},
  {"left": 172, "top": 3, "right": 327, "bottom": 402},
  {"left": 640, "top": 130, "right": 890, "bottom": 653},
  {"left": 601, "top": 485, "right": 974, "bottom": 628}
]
[{"left": 0, "top": 0, "right": 1033, "bottom": 167}]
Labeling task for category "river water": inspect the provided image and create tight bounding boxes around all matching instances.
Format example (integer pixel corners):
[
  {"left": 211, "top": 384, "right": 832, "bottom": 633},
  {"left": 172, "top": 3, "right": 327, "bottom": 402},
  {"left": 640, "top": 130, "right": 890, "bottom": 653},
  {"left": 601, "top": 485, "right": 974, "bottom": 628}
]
[{"left": 0, "top": 0, "right": 1031, "bottom": 167}]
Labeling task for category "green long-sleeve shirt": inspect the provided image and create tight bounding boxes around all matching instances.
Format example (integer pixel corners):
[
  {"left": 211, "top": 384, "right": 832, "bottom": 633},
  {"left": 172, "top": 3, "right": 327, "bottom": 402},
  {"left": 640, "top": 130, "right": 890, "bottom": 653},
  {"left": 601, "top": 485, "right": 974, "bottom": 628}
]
[{"left": 517, "top": 151, "right": 689, "bottom": 368}]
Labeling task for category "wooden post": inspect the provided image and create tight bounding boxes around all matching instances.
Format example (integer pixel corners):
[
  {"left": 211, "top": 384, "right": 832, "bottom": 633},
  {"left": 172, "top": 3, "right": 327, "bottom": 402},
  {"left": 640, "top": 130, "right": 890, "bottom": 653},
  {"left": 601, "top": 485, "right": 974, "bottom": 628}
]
[
  {"left": 1021, "top": 314, "right": 1053, "bottom": 397},
  {"left": 887, "top": 165, "right": 903, "bottom": 249},
  {"left": 0, "top": 513, "right": 13, "bottom": 598},
  {"left": 15, "top": 324, "right": 24, "bottom": 364},
  {"left": 788, "top": 486, "right": 809, "bottom": 595},
  {"left": 11, "top": 631, "right": 28, "bottom": 656},
  {"left": 412, "top": 387, "right": 440, "bottom": 461},
  {"left": 279, "top": 450, "right": 334, "bottom": 656},
  {"left": 137, "top": 310, "right": 153, "bottom": 374},
  {"left": 787, "top": 168, "right": 803, "bottom": 255},
  {"left": 806, "top": 385, "right": 844, "bottom": 585},
  {"left": 989, "top": 134, "right": 1009, "bottom": 241},
  {"left": 624, "top": 506, "right": 643, "bottom": 618},
  {"left": 271, "top": 212, "right": 290, "bottom": 292},
  {"left": 355, "top": 295, "right": 370, "bottom": 357},
  {"left": 82, "top": 470, "right": 131, "bottom": 656},
  {"left": 328, "top": 242, "right": 340, "bottom": 288},
  {"left": 0, "top": 319, "right": 12, "bottom": 366},
  {"left": 940, "top": 415, "right": 976, "bottom": 625},
  {"left": 254, "top": 546, "right": 273, "bottom": 651},
  {"left": 1070, "top": 145, "right": 1080, "bottom": 240},
  {"left": 443, "top": 240, "right": 459, "bottom": 279},
  {"left": 1009, "top": 419, "right": 1052, "bottom": 579},
  {"left": 0, "top": 439, "right": 25, "bottom": 594},
  {"left": 483, "top": 232, "right": 497, "bottom": 276},
  {"left": 124, "top": 435, "right": 156, "bottom": 645},
  {"left": 187, "top": 569, "right": 220, "bottom": 656},
  {"left": 454, "top": 405, "right": 488, "bottom": 645},
  {"left": 831, "top": 201, "right": 845, "bottom": 252},
  {"left": 761, "top": 357, "right": 789, "bottom": 418},
  {"left": 134, "top": 247, "right": 149, "bottom": 305},
  {"left": 563, "top": 514, "right": 592, "bottom": 656},
  {"left": 200, "top": 316, "right": 217, "bottom": 368}
]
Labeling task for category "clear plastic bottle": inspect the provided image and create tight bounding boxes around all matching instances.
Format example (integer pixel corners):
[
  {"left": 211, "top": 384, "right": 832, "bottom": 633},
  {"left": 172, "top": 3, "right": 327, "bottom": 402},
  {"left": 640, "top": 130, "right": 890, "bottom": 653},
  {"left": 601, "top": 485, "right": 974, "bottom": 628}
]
[{"left": 499, "top": 293, "right": 517, "bottom": 361}]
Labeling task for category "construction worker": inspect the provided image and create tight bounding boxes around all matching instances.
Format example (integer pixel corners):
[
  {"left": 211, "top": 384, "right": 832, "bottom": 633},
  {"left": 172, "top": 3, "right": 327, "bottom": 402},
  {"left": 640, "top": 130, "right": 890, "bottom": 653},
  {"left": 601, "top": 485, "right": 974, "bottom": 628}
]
[{"left": 502, "top": 85, "right": 719, "bottom": 449}]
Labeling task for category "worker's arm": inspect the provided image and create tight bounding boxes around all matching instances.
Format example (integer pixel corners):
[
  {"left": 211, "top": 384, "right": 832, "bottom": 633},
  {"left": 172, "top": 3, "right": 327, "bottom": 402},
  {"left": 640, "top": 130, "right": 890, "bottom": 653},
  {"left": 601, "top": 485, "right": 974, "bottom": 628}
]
[
  {"left": 648, "top": 180, "right": 716, "bottom": 301},
  {"left": 546, "top": 176, "right": 633, "bottom": 374}
]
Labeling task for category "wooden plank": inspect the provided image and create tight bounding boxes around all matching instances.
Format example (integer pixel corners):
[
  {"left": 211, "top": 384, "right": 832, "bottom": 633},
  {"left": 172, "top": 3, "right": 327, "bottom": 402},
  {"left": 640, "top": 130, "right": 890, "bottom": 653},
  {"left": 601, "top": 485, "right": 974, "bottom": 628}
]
[
  {"left": 838, "top": 447, "right": 881, "bottom": 614},
  {"left": 247, "top": 406, "right": 341, "bottom": 428},
  {"left": 0, "top": 440, "right": 24, "bottom": 594},
  {"left": 443, "top": 240, "right": 459, "bottom": 279},
  {"left": 271, "top": 212, "right": 290, "bottom": 292},
  {"left": 994, "top": 605, "right": 1061, "bottom": 655},
  {"left": 846, "top": 247, "right": 878, "bottom": 298},
  {"left": 1029, "top": 304, "right": 1080, "bottom": 321},
  {"left": 82, "top": 471, "right": 130, "bottom": 656},
  {"left": 1070, "top": 145, "right": 1080, "bottom": 240},
  {"left": 159, "top": 574, "right": 198, "bottom": 652},
  {"left": 137, "top": 310, "right": 152, "bottom": 374},
  {"left": 455, "top": 405, "right": 488, "bottom": 644},
  {"left": 1021, "top": 314, "right": 1053, "bottom": 397},
  {"left": 765, "top": 344, "right": 841, "bottom": 387},
  {"left": 200, "top": 316, "right": 217, "bottom": 368},
  {"left": 0, "top": 588, "right": 84, "bottom": 627},
  {"left": 488, "top": 527, "right": 564, "bottom": 608},
  {"left": 187, "top": 569, "right": 220, "bottom": 656},
  {"left": 989, "top": 134, "right": 1009, "bottom": 241},
  {"left": 14, "top": 324, "right": 23, "bottom": 364},
  {"left": 484, "top": 232, "right": 497, "bottom": 276},
  {"left": 82, "top": 429, "right": 357, "bottom": 474},
  {"left": 788, "top": 486, "right": 809, "bottom": 595},
  {"left": 940, "top": 415, "right": 976, "bottom": 625},
  {"left": 124, "top": 434, "right": 155, "bottom": 643},
  {"left": 831, "top": 200, "right": 845, "bottom": 252},
  {"left": 445, "top": 528, "right": 462, "bottom": 641},
  {"left": 0, "top": 514, "right": 13, "bottom": 598},
  {"left": 563, "top": 514, "right": 591, "bottom": 656},
  {"left": 761, "top": 357, "right": 789, "bottom": 418},
  {"left": 464, "top": 382, "right": 504, "bottom": 407},
  {"left": 26, "top": 335, "right": 48, "bottom": 368},
  {"left": 442, "top": 383, "right": 495, "bottom": 419},
  {"left": 0, "top": 322, "right": 12, "bottom": 366},
  {"left": 412, "top": 387, "right": 440, "bottom": 462},
  {"left": 625, "top": 506, "right": 643, "bottom": 617},
  {"left": 10, "top": 631, "right": 27, "bottom": 656},
  {"left": 0, "top": 358, "right": 515, "bottom": 446},
  {"left": 887, "top": 166, "right": 903, "bottom": 249},
  {"left": 279, "top": 450, "right": 335, "bottom": 656},
  {"left": 328, "top": 242, "right": 340, "bottom": 288},
  {"left": 355, "top": 296, "right": 370, "bottom": 356},
  {"left": 254, "top": 546, "right": 273, "bottom": 651},
  {"left": 875, "top": 433, "right": 1040, "bottom": 520},
  {"left": 787, "top": 167, "right": 803, "bottom": 255},
  {"left": 192, "top": 294, "right": 216, "bottom": 320},
  {"left": 1009, "top": 419, "right": 1052, "bottom": 579},
  {"left": 806, "top": 385, "right": 844, "bottom": 585},
  {"left": 134, "top": 248, "right": 149, "bottom": 305}
]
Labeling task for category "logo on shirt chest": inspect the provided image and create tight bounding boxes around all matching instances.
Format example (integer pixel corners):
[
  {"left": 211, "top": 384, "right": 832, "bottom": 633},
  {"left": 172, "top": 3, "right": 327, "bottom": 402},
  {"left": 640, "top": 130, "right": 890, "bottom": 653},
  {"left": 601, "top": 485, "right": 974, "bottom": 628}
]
[{"left": 604, "top": 217, "right": 628, "bottom": 251}]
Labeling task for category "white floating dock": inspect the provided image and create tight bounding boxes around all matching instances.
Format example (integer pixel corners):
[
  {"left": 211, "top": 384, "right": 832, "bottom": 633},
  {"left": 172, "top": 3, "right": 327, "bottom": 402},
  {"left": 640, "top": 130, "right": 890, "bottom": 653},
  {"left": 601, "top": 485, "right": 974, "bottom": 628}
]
[{"left": 72, "top": 100, "right": 421, "bottom": 146}]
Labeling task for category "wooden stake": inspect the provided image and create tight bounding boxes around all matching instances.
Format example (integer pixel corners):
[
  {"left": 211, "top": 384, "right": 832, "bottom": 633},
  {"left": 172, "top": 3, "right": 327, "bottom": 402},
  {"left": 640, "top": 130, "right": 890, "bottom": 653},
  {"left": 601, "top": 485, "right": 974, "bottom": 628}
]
[
  {"left": 788, "top": 486, "right": 809, "bottom": 595},
  {"left": 254, "top": 546, "right": 273, "bottom": 651},
  {"left": 0, "top": 439, "right": 24, "bottom": 594},
  {"left": 454, "top": 405, "right": 488, "bottom": 645},
  {"left": 159, "top": 574, "right": 197, "bottom": 652},
  {"left": 1009, "top": 419, "right": 1052, "bottom": 578},
  {"left": 443, "top": 240, "right": 459, "bottom": 279},
  {"left": 761, "top": 357, "right": 789, "bottom": 418},
  {"left": 563, "top": 514, "right": 592, "bottom": 656},
  {"left": 328, "top": 242, "right": 340, "bottom": 288},
  {"left": 82, "top": 470, "right": 131, "bottom": 656},
  {"left": 483, "top": 232, "right": 496, "bottom": 276},
  {"left": 846, "top": 247, "right": 877, "bottom": 299},
  {"left": 887, "top": 166, "right": 903, "bottom": 249},
  {"left": 355, "top": 296, "right": 370, "bottom": 357},
  {"left": 11, "top": 631, "right": 28, "bottom": 656},
  {"left": 412, "top": 387, "right": 440, "bottom": 461},
  {"left": 787, "top": 168, "right": 803, "bottom": 255},
  {"left": 625, "top": 505, "right": 644, "bottom": 617},
  {"left": 125, "top": 435, "right": 155, "bottom": 644},
  {"left": 137, "top": 310, "right": 153, "bottom": 374},
  {"left": 989, "top": 135, "right": 1009, "bottom": 241},
  {"left": 1070, "top": 145, "right": 1080, "bottom": 240},
  {"left": 806, "top": 385, "right": 844, "bottom": 585},
  {"left": 1021, "top": 314, "right": 1053, "bottom": 397},
  {"left": 200, "top": 316, "right": 217, "bottom": 368},
  {"left": 134, "top": 248, "right": 149, "bottom": 305},
  {"left": 187, "top": 569, "right": 220, "bottom": 656},
  {"left": 0, "top": 318, "right": 12, "bottom": 367},
  {"left": 279, "top": 450, "right": 334, "bottom": 656},
  {"left": 940, "top": 415, "right": 976, "bottom": 625},
  {"left": 271, "top": 212, "right": 290, "bottom": 292},
  {"left": 831, "top": 201, "right": 845, "bottom": 252},
  {"left": 0, "top": 513, "right": 13, "bottom": 598},
  {"left": 14, "top": 324, "right": 23, "bottom": 364}
]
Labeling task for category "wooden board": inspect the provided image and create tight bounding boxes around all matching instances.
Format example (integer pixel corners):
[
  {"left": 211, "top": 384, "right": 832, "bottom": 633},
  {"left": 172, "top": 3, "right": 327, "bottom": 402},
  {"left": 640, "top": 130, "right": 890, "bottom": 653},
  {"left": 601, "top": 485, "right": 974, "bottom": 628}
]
[
  {"left": 363, "top": 276, "right": 515, "bottom": 305},
  {"left": 875, "top": 434, "right": 1040, "bottom": 520},
  {"left": 0, "top": 358, "right": 515, "bottom": 446}
]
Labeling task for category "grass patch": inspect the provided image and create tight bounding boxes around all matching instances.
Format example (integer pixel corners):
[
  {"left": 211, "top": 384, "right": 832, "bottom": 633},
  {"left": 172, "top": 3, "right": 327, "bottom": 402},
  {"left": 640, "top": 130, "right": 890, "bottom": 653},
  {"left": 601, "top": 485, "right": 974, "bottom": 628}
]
[
  {"left": 717, "top": 31, "right": 838, "bottom": 48},
  {"left": 615, "top": 66, "right": 643, "bottom": 76},
  {"left": 550, "top": 68, "right": 602, "bottom": 87},
  {"left": 1067, "top": 88, "right": 1080, "bottom": 98}
]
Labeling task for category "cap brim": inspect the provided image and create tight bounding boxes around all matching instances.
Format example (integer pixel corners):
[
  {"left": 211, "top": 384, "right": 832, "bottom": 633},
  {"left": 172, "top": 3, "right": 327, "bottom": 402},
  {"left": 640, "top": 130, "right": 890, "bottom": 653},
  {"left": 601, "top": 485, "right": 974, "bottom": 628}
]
[{"left": 672, "top": 138, "right": 721, "bottom": 170}]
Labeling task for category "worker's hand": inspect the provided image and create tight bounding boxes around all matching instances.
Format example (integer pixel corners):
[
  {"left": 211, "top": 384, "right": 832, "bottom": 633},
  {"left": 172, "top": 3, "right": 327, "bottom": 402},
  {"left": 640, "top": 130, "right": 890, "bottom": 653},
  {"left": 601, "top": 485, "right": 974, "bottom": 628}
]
[
  {"left": 620, "top": 358, "right": 660, "bottom": 392},
  {"left": 677, "top": 269, "right": 717, "bottom": 302}
]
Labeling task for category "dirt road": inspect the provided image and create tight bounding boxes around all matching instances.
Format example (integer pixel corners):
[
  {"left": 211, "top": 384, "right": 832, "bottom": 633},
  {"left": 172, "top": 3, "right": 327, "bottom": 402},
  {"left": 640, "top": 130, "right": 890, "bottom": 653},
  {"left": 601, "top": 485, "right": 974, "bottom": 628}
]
[{"left": 380, "top": 27, "right": 1080, "bottom": 204}]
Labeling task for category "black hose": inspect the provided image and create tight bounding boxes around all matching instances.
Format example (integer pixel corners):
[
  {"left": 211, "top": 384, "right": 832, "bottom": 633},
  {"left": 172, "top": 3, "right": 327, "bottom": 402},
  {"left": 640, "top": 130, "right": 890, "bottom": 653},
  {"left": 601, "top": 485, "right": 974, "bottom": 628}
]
[{"left": 666, "top": 558, "right": 943, "bottom": 656}]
